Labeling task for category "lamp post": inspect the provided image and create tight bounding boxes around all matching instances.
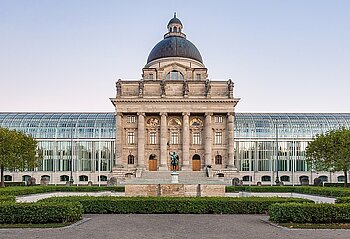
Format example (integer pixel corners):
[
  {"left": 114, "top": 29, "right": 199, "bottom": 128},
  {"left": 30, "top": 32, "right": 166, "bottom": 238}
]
[{"left": 275, "top": 119, "right": 280, "bottom": 185}]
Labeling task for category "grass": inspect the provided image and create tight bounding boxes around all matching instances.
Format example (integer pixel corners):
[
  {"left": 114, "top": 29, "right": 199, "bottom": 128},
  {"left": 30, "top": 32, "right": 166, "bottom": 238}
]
[
  {"left": 0, "top": 221, "right": 76, "bottom": 228},
  {"left": 278, "top": 223, "right": 350, "bottom": 229}
]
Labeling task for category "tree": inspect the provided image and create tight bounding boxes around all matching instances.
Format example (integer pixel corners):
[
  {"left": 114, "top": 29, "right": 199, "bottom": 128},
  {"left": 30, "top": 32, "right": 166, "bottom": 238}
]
[
  {"left": 0, "top": 127, "right": 40, "bottom": 187},
  {"left": 306, "top": 127, "right": 350, "bottom": 187}
]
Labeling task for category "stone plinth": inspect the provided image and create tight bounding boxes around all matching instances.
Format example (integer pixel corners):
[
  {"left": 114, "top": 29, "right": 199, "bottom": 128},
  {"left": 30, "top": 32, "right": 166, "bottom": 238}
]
[
  {"left": 125, "top": 183, "right": 225, "bottom": 197},
  {"left": 171, "top": 172, "right": 179, "bottom": 183}
]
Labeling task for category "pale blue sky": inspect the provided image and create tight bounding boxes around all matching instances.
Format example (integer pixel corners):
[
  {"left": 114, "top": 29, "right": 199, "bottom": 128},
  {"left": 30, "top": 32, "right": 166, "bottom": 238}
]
[{"left": 0, "top": 0, "right": 349, "bottom": 112}]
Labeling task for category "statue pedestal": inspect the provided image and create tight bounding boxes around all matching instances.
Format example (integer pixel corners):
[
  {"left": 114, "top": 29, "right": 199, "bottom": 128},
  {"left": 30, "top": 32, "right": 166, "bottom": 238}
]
[{"left": 171, "top": 172, "right": 179, "bottom": 184}]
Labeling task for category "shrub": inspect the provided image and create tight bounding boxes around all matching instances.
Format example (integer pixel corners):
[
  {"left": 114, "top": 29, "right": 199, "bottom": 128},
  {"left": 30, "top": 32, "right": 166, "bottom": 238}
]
[
  {"left": 336, "top": 197, "right": 350, "bottom": 204},
  {"left": 40, "top": 196, "right": 312, "bottom": 214},
  {"left": 4, "top": 182, "right": 26, "bottom": 187},
  {"left": 0, "top": 202, "right": 83, "bottom": 224},
  {"left": 225, "top": 186, "right": 350, "bottom": 197},
  {"left": 269, "top": 203, "right": 350, "bottom": 223},
  {"left": 0, "top": 186, "right": 125, "bottom": 196},
  {"left": 0, "top": 195, "right": 16, "bottom": 203}
]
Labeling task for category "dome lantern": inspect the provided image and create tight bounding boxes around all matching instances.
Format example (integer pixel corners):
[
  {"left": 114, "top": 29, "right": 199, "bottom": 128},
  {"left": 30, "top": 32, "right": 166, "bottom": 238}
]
[{"left": 164, "top": 12, "right": 186, "bottom": 39}]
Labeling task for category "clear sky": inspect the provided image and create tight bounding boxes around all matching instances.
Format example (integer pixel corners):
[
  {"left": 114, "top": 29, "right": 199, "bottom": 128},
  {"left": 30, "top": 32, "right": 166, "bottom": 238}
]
[{"left": 0, "top": 0, "right": 349, "bottom": 113}]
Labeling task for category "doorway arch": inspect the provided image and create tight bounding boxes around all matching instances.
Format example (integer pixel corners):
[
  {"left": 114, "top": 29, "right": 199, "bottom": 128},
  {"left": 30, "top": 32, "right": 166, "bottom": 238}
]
[
  {"left": 192, "top": 154, "right": 201, "bottom": 171},
  {"left": 149, "top": 154, "right": 157, "bottom": 171}
]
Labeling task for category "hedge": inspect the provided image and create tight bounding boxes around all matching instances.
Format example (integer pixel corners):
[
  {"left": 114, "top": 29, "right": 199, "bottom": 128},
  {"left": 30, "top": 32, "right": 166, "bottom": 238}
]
[
  {"left": 0, "top": 202, "right": 83, "bottom": 224},
  {"left": 40, "top": 196, "right": 312, "bottom": 214},
  {"left": 0, "top": 196, "right": 16, "bottom": 203},
  {"left": 269, "top": 203, "right": 350, "bottom": 223},
  {"left": 0, "top": 186, "right": 125, "bottom": 196},
  {"left": 226, "top": 186, "right": 350, "bottom": 197},
  {"left": 336, "top": 197, "right": 350, "bottom": 204}
]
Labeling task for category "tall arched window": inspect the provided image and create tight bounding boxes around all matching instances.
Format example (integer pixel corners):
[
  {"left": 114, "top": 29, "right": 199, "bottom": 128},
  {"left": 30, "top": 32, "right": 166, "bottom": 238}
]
[
  {"left": 166, "top": 70, "right": 184, "bottom": 80},
  {"left": 128, "top": 155, "right": 135, "bottom": 164},
  {"left": 215, "top": 155, "right": 222, "bottom": 165}
]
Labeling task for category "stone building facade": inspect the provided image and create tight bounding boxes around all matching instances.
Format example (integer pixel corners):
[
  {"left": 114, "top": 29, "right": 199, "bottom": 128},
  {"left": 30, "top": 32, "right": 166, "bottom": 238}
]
[{"left": 110, "top": 14, "right": 240, "bottom": 176}]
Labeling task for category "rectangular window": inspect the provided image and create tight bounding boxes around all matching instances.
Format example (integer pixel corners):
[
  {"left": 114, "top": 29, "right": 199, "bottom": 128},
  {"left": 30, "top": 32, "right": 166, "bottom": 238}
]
[
  {"left": 127, "top": 116, "right": 136, "bottom": 123},
  {"left": 192, "top": 132, "right": 201, "bottom": 145},
  {"left": 149, "top": 132, "right": 157, "bottom": 145},
  {"left": 127, "top": 132, "right": 135, "bottom": 144},
  {"left": 149, "top": 73, "right": 154, "bottom": 79},
  {"left": 171, "top": 132, "right": 179, "bottom": 145},
  {"left": 214, "top": 132, "right": 222, "bottom": 145},
  {"left": 196, "top": 74, "right": 201, "bottom": 80},
  {"left": 215, "top": 115, "right": 223, "bottom": 123}
]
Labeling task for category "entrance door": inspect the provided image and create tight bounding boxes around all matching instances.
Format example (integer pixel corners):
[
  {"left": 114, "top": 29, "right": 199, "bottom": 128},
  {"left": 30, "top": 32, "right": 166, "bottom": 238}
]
[
  {"left": 192, "top": 154, "right": 201, "bottom": 171},
  {"left": 149, "top": 154, "right": 157, "bottom": 171}
]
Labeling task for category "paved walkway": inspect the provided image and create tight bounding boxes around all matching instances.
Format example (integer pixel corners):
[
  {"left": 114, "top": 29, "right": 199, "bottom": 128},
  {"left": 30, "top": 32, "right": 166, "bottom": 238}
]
[{"left": 1, "top": 214, "right": 349, "bottom": 239}]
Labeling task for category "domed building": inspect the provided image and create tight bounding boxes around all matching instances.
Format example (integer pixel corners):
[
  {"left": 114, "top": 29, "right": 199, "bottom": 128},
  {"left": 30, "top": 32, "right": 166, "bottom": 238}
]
[{"left": 110, "top": 13, "right": 240, "bottom": 177}]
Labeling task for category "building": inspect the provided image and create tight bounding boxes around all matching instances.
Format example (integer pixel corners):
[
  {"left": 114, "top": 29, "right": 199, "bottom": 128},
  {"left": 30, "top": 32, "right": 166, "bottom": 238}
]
[{"left": 1, "top": 15, "right": 350, "bottom": 185}]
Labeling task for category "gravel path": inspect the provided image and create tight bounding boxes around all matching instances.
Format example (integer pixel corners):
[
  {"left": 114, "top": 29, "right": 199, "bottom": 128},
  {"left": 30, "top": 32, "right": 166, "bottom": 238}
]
[{"left": 1, "top": 214, "right": 350, "bottom": 239}]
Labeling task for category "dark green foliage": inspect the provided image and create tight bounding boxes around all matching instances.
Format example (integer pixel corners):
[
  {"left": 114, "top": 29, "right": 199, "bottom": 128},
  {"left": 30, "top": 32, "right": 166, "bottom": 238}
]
[
  {"left": 0, "top": 186, "right": 125, "bottom": 196},
  {"left": 225, "top": 186, "right": 350, "bottom": 197},
  {"left": 40, "top": 196, "right": 311, "bottom": 214},
  {"left": 0, "top": 196, "right": 16, "bottom": 203},
  {"left": 4, "top": 182, "right": 26, "bottom": 187},
  {"left": 269, "top": 203, "right": 350, "bottom": 223},
  {"left": 0, "top": 202, "right": 83, "bottom": 224},
  {"left": 336, "top": 197, "right": 350, "bottom": 204}
]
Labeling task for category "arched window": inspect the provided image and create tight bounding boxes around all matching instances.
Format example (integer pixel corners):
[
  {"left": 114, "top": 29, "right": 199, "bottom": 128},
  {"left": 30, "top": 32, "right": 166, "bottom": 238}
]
[
  {"left": 299, "top": 175, "right": 309, "bottom": 183},
  {"left": 319, "top": 175, "right": 328, "bottom": 182},
  {"left": 242, "top": 175, "right": 252, "bottom": 182},
  {"left": 4, "top": 175, "right": 12, "bottom": 181},
  {"left": 60, "top": 175, "right": 69, "bottom": 182},
  {"left": 338, "top": 175, "right": 345, "bottom": 182},
  {"left": 99, "top": 175, "right": 108, "bottom": 181},
  {"left": 215, "top": 155, "right": 222, "bottom": 165},
  {"left": 280, "top": 175, "right": 290, "bottom": 182},
  {"left": 173, "top": 26, "right": 177, "bottom": 32},
  {"left": 261, "top": 175, "right": 271, "bottom": 182},
  {"left": 22, "top": 175, "right": 31, "bottom": 182},
  {"left": 41, "top": 175, "right": 50, "bottom": 181},
  {"left": 79, "top": 175, "right": 89, "bottom": 182},
  {"left": 128, "top": 155, "right": 135, "bottom": 164},
  {"left": 166, "top": 70, "right": 184, "bottom": 80}
]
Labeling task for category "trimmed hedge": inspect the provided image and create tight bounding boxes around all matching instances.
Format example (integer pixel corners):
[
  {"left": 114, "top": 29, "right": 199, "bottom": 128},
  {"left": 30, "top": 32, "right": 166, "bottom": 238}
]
[
  {"left": 0, "top": 202, "right": 83, "bottom": 224},
  {"left": 269, "top": 202, "right": 350, "bottom": 223},
  {"left": 40, "top": 196, "right": 312, "bottom": 214},
  {"left": 336, "top": 197, "right": 350, "bottom": 204},
  {"left": 0, "top": 186, "right": 125, "bottom": 196},
  {"left": 0, "top": 196, "right": 16, "bottom": 203},
  {"left": 226, "top": 186, "right": 350, "bottom": 197}
]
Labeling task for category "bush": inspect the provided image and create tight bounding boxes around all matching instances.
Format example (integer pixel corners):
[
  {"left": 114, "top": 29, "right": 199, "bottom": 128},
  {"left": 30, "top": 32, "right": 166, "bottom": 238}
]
[
  {"left": 0, "top": 202, "right": 83, "bottom": 224},
  {"left": 225, "top": 186, "right": 350, "bottom": 197},
  {"left": 0, "top": 196, "right": 16, "bottom": 203},
  {"left": 40, "top": 196, "right": 312, "bottom": 214},
  {"left": 0, "top": 186, "right": 125, "bottom": 196},
  {"left": 269, "top": 203, "right": 350, "bottom": 223},
  {"left": 336, "top": 197, "right": 350, "bottom": 204},
  {"left": 4, "top": 182, "right": 26, "bottom": 187}
]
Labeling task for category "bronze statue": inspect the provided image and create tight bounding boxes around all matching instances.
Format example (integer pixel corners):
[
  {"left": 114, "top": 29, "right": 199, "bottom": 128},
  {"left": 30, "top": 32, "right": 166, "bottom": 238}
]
[{"left": 169, "top": 151, "right": 179, "bottom": 171}]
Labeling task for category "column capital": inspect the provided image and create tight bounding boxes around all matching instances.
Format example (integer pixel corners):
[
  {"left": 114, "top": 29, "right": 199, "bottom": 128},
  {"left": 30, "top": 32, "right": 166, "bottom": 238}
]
[
  {"left": 227, "top": 112, "right": 235, "bottom": 117},
  {"left": 182, "top": 112, "right": 190, "bottom": 116},
  {"left": 116, "top": 112, "right": 123, "bottom": 116},
  {"left": 137, "top": 112, "right": 145, "bottom": 117},
  {"left": 205, "top": 112, "right": 213, "bottom": 117},
  {"left": 159, "top": 112, "right": 168, "bottom": 116}
]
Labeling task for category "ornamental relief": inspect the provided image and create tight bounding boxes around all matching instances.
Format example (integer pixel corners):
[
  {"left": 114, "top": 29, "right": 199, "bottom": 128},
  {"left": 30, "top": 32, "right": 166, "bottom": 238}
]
[
  {"left": 190, "top": 117, "right": 203, "bottom": 127},
  {"left": 168, "top": 118, "right": 182, "bottom": 127},
  {"left": 146, "top": 117, "right": 160, "bottom": 127}
]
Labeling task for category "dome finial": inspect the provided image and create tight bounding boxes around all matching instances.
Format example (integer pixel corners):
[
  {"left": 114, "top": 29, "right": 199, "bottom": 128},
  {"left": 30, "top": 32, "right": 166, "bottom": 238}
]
[{"left": 174, "top": 12, "right": 177, "bottom": 18}]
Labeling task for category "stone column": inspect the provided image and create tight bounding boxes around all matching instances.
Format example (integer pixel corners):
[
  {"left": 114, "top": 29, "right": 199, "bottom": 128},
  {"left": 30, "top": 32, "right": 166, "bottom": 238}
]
[
  {"left": 227, "top": 112, "right": 236, "bottom": 169},
  {"left": 182, "top": 112, "right": 190, "bottom": 170},
  {"left": 115, "top": 112, "right": 123, "bottom": 167},
  {"left": 159, "top": 113, "right": 168, "bottom": 170},
  {"left": 204, "top": 113, "right": 213, "bottom": 167},
  {"left": 137, "top": 112, "right": 145, "bottom": 168}
]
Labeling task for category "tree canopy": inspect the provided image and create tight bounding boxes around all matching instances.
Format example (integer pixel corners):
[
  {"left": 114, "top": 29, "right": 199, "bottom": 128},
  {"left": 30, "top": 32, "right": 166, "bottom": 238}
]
[
  {"left": 306, "top": 127, "right": 350, "bottom": 186},
  {"left": 0, "top": 127, "right": 40, "bottom": 187}
]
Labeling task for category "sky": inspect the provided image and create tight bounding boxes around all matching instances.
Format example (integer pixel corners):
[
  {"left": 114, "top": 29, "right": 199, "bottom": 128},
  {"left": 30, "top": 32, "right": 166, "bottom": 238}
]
[{"left": 0, "top": 0, "right": 349, "bottom": 113}]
